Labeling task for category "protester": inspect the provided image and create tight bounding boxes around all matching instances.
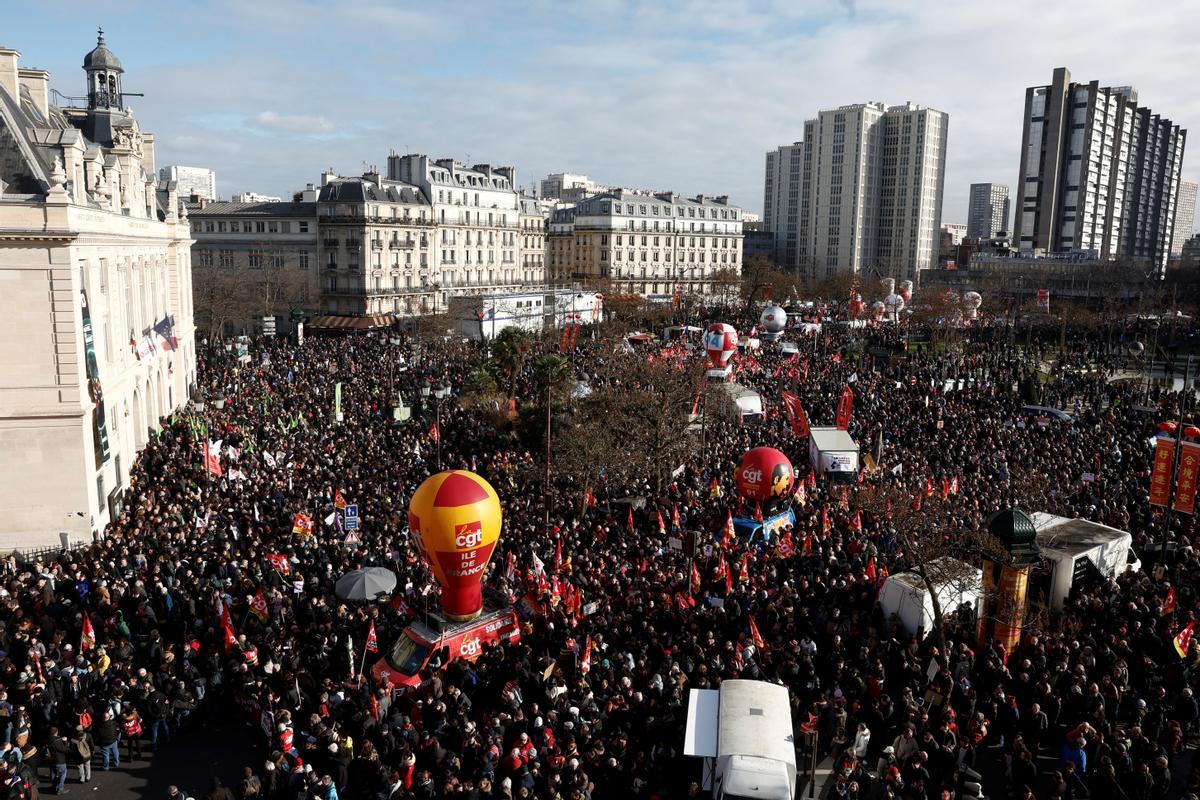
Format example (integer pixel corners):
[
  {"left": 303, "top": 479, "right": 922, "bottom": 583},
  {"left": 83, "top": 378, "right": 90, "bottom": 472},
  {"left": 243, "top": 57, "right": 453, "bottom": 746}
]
[{"left": 2, "top": 307, "right": 1198, "bottom": 800}]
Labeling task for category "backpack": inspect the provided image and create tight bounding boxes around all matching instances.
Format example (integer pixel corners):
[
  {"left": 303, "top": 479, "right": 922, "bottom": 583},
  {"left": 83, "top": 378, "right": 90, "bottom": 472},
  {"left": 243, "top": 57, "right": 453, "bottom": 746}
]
[
  {"left": 74, "top": 738, "right": 91, "bottom": 762},
  {"left": 78, "top": 711, "right": 92, "bottom": 730},
  {"left": 123, "top": 714, "right": 143, "bottom": 737}
]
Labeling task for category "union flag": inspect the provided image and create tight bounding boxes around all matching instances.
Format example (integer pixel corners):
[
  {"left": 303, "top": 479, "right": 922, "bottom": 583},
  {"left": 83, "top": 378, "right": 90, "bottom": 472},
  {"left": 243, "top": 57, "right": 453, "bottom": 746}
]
[
  {"left": 1174, "top": 620, "right": 1195, "bottom": 658},
  {"left": 749, "top": 617, "right": 766, "bottom": 650},
  {"left": 80, "top": 613, "right": 96, "bottom": 652},
  {"left": 365, "top": 620, "right": 378, "bottom": 653},
  {"left": 1162, "top": 586, "right": 1177, "bottom": 617},
  {"left": 334, "top": 490, "right": 347, "bottom": 510}
]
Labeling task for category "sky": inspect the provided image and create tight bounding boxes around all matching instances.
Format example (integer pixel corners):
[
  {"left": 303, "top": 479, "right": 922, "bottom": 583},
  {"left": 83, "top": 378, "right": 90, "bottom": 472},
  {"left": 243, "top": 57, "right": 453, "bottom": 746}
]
[{"left": 8, "top": 0, "right": 1199, "bottom": 232}]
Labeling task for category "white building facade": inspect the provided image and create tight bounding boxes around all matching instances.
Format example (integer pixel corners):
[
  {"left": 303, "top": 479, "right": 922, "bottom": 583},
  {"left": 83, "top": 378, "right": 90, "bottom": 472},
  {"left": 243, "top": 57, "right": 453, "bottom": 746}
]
[
  {"left": 0, "top": 33, "right": 196, "bottom": 547},
  {"left": 1172, "top": 180, "right": 1197, "bottom": 257}
]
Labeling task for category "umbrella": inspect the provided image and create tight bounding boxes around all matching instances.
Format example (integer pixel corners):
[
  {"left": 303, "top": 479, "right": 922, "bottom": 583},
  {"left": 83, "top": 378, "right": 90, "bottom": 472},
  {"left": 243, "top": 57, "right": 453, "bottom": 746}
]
[{"left": 335, "top": 567, "right": 397, "bottom": 602}]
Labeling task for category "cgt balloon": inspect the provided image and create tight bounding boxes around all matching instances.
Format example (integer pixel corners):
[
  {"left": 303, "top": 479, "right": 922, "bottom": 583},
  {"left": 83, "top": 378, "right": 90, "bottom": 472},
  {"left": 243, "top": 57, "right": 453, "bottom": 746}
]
[
  {"left": 704, "top": 323, "right": 739, "bottom": 370},
  {"left": 408, "top": 470, "right": 502, "bottom": 621},
  {"left": 736, "top": 447, "right": 794, "bottom": 502}
]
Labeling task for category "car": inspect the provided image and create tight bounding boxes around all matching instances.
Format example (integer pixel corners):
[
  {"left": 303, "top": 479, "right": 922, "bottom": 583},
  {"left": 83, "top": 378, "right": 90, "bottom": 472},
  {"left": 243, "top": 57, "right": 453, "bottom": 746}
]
[
  {"left": 1020, "top": 405, "right": 1072, "bottom": 426},
  {"left": 371, "top": 604, "right": 520, "bottom": 690}
]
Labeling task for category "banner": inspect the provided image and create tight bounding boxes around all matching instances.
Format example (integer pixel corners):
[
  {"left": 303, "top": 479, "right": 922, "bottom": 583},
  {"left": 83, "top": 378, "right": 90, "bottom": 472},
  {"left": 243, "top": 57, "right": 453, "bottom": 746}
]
[
  {"left": 334, "top": 382, "right": 343, "bottom": 420},
  {"left": 80, "top": 289, "right": 110, "bottom": 466},
  {"left": 292, "top": 512, "right": 314, "bottom": 536},
  {"left": 1037, "top": 288, "right": 1050, "bottom": 313},
  {"left": 1175, "top": 441, "right": 1200, "bottom": 514},
  {"left": 1150, "top": 439, "right": 1175, "bottom": 507},
  {"left": 781, "top": 391, "right": 810, "bottom": 438},
  {"left": 835, "top": 386, "right": 854, "bottom": 431}
]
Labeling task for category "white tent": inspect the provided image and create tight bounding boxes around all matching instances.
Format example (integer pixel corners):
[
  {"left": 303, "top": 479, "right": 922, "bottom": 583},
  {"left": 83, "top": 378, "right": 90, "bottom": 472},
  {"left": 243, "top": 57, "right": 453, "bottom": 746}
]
[
  {"left": 879, "top": 557, "right": 982, "bottom": 637},
  {"left": 1031, "top": 513, "right": 1139, "bottom": 611}
]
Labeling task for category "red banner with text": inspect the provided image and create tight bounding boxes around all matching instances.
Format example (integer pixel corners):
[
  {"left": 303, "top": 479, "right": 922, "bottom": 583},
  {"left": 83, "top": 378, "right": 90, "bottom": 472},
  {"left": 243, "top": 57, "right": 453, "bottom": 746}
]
[
  {"left": 1150, "top": 439, "right": 1175, "bottom": 507},
  {"left": 1174, "top": 441, "right": 1200, "bottom": 514}
]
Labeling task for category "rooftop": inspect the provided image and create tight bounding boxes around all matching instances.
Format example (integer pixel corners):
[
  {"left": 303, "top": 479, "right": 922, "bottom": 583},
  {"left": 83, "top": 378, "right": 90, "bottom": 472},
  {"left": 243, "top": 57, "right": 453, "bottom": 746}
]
[{"left": 186, "top": 201, "right": 317, "bottom": 217}]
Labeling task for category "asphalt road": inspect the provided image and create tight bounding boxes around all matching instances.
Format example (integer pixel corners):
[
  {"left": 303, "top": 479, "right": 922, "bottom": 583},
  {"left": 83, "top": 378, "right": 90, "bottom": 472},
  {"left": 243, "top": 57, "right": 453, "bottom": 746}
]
[{"left": 34, "top": 720, "right": 255, "bottom": 800}]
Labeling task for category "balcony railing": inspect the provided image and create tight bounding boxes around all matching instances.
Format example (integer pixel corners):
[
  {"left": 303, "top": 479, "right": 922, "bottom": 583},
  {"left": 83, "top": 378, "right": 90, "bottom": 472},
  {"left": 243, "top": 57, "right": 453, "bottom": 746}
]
[
  {"left": 323, "top": 239, "right": 339, "bottom": 247},
  {"left": 389, "top": 240, "right": 416, "bottom": 249},
  {"left": 371, "top": 240, "right": 384, "bottom": 249}
]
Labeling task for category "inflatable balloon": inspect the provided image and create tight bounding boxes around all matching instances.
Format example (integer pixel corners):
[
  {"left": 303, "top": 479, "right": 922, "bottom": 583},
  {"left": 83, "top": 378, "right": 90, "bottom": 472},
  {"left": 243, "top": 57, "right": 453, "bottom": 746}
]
[
  {"left": 704, "top": 323, "right": 738, "bottom": 370},
  {"left": 881, "top": 278, "right": 896, "bottom": 296},
  {"left": 736, "top": 447, "right": 794, "bottom": 503},
  {"left": 962, "top": 291, "right": 982, "bottom": 320},
  {"left": 408, "top": 470, "right": 502, "bottom": 621},
  {"left": 759, "top": 305, "right": 788, "bottom": 334},
  {"left": 899, "top": 280, "right": 913, "bottom": 303},
  {"left": 848, "top": 294, "right": 865, "bottom": 321},
  {"left": 884, "top": 292, "right": 905, "bottom": 317}
]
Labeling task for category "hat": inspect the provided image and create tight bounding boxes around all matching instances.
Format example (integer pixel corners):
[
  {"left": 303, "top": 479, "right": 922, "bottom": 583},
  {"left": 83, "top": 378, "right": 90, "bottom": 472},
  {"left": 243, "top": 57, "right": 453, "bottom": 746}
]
[{"left": 884, "top": 746, "right": 894, "bottom": 754}]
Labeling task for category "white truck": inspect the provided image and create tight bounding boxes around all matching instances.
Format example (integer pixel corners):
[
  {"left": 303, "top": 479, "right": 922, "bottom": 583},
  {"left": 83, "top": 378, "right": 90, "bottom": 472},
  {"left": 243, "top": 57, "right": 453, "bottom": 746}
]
[
  {"left": 684, "top": 679, "right": 797, "bottom": 800},
  {"left": 808, "top": 426, "right": 860, "bottom": 483},
  {"left": 720, "top": 382, "right": 764, "bottom": 423}
]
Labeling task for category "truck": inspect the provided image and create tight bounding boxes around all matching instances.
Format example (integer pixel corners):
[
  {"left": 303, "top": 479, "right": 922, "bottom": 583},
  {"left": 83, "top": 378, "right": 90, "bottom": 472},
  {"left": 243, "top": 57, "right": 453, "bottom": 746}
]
[
  {"left": 808, "top": 426, "right": 860, "bottom": 483},
  {"left": 719, "top": 382, "right": 764, "bottom": 423},
  {"left": 684, "top": 679, "right": 797, "bottom": 800},
  {"left": 371, "top": 604, "right": 520, "bottom": 690}
]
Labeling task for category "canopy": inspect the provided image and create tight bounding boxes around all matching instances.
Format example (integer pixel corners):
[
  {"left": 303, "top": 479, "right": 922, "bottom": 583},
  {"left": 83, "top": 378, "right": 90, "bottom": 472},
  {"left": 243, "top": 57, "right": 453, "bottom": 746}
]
[
  {"left": 307, "top": 314, "right": 397, "bottom": 330},
  {"left": 335, "top": 567, "right": 397, "bottom": 601}
]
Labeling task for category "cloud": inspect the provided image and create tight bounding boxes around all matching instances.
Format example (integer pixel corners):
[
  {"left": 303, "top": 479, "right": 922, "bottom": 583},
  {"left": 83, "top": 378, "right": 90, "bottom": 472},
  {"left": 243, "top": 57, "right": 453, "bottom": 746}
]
[{"left": 250, "top": 111, "right": 335, "bottom": 134}]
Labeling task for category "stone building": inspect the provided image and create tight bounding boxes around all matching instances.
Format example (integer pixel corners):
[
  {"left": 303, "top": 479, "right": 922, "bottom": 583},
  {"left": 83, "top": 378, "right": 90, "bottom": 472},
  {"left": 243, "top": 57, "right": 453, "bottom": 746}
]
[
  {"left": 546, "top": 189, "right": 744, "bottom": 297},
  {"left": 0, "top": 31, "right": 196, "bottom": 546}
]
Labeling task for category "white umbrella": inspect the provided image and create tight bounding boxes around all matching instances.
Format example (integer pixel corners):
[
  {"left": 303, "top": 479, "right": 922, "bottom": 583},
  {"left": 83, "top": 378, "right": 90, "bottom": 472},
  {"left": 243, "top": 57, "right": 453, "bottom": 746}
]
[{"left": 335, "top": 567, "right": 397, "bottom": 602}]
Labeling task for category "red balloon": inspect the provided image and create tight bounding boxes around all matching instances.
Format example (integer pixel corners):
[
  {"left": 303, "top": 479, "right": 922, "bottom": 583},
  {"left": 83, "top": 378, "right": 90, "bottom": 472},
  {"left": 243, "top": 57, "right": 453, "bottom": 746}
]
[
  {"left": 1159, "top": 421, "right": 1179, "bottom": 434},
  {"left": 736, "top": 447, "right": 794, "bottom": 502}
]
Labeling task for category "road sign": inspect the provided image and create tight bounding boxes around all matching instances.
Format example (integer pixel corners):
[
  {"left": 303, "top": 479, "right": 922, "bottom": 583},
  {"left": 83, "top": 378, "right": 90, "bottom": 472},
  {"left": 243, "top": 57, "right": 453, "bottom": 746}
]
[{"left": 345, "top": 504, "right": 360, "bottom": 531}]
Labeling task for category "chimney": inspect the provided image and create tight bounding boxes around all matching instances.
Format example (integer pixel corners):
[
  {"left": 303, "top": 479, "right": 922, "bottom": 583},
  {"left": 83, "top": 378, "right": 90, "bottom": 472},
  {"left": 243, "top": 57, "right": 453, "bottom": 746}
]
[
  {"left": 321, "top": 168, "right": 336, "bottom": 186},
  {"left": 0, "top": 48, "right": 20, "bottom": 102},
  {"left": 17, "top": 68, "right": 48, "bottom": 120}
]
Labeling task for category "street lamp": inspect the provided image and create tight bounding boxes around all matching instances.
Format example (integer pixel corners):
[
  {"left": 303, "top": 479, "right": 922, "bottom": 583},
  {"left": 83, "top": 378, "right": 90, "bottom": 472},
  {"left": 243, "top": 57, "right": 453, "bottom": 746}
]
[{"left": 434, "top": 383, "right": 452, "bottom": 469}]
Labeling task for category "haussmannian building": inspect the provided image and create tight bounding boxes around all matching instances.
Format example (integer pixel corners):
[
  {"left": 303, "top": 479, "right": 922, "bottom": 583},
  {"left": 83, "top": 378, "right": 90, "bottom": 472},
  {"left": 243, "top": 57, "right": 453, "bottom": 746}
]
[
  {"left": 764, "top": 101, "right": 948, "bottom": 284},
  {"left": 0, "top": 32, "right": 196, "bottom": 546},
  {"left": 546, "top": 189, "right": 744, "bottom": 297},
  {"left": 1013, "top": 67, "right": 1187, "bottom": 276}
]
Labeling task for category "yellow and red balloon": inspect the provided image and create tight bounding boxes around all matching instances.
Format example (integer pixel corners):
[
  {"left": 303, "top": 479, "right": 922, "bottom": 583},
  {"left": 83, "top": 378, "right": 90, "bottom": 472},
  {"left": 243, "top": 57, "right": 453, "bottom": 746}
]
[{"left": 408, "top": 470, "right": 502, "bottom": 621}]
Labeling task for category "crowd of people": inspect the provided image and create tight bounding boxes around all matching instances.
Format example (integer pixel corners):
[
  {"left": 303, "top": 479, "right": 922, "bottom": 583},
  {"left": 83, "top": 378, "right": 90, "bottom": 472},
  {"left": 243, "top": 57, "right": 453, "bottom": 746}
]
[{"left": 1, "top": 305, "right": 1198, "bottom": 800}]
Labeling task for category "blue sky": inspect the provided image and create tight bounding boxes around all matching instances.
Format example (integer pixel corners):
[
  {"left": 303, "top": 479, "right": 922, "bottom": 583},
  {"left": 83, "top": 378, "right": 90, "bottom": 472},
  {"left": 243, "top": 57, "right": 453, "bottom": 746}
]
[{"left": 8, "top": 0, "right": 1199, "bottom": 234}]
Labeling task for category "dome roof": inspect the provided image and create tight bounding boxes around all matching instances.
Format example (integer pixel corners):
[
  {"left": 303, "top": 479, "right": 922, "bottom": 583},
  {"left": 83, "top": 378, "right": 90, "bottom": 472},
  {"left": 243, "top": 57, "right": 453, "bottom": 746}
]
[
  {"left": 83, "top": 29, "right": 123, "bottom": 73},
  {"left": 986, "top": 508, "right": 1040, "bottom": 564}
]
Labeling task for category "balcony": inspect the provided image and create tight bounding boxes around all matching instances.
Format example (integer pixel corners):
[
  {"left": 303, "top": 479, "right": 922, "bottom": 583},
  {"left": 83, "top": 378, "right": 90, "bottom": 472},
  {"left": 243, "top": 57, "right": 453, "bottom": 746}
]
[
  {"left": 389, "top": 240, "right": 416, "bottom": 250},
  {"left": 371, "top": 240, "right": 384, "bottom": 249},
  {"left": 323, "top": 239, "right": 339, "bottom": 247}
]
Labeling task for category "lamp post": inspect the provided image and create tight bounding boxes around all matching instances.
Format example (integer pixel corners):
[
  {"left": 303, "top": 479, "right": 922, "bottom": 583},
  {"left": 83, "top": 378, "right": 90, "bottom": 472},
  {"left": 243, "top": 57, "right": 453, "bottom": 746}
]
[{"left": 434, "top": 383, "right": 451, "bottom": 470}]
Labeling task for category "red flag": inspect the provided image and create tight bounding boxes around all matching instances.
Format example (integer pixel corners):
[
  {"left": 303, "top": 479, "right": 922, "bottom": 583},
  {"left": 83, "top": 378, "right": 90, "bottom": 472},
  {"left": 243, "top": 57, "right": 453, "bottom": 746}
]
[
  {"left": 949, "top": 476, "right": 959, "bottom": 495},
  {"left": 821, "top": 507, "right": 830, "bottom": 537},
  {"left": 794, "top": 481, "right": 807, "bottom": 506},
  {"left": 334, "top": 490, "right": 347, "bottom": 510},
  {"left": 777, "top": 531, "right": 795, "bottom": 558},
  {"left": 223, "top": 622, "right": 238, "bottom": 655},
  {"left": 250, "top": 588, "right": 270, "bottom": 622},
  {"left": 292, "top": 513, "right": 313, "bottom": 536},
  {"left": 749, "top": 617, "right": 766, "bottom": 650},
  {"left": 806, "top": 471, "right": 816, "bottom": 489},
  {"left": 924, "top": 477, "right": 935, "bottom": 497},
  {"left": 1174, "top": 621, "right": 1195, "bottom": 657},
  {"left": 584, "top": 488, "right": 596, "bottom": 508},
  {"left": 835, "top": 388, "right": 854, "bottom": 431},
  {"left": 724, "top": 567, "right": 733, "bottom": 595},
  {"left": 710, "top": 477, "right": 722, "bottom": 498},
  {"left": 754, "top": 503, "right": 764, "bottom": 523},
  {"left": 627, "top": 506, "right": 635, "bottom": 531},
  {"left": 554, "top": 534, "right": 563, "bottom": 572},
  {"left": 803, "top": 532, "right": 814, "bottom": 556},
  {"left": 865, "top": 558, "right": 877, "bottom": 582},
  {"left": 722, "top": 511, "right": 736, "bottom": 547},
  {"left": 80, "top": 613, "right": 96, "bottom": 652},
  {"left": 691, "top": 563, "right": 702, "bottom": 594},
  {"left": 781, "top": 391, "right": 810, "bottom": 438},
  {"left": 370, "top": 693, "right": 380, "bottom": 720},
  {"left": 266, "top": 553, "right": 291, "bottom": 574},
  {"left": 851, "top": 510, "right": 863, "bottom": 533},
  {"left": 205, "top": 441, "right": 223, "bottom": 477},
  {"left": 941, "top": 478, "right": 950, "bottom": 499},
  {"left": 1162, "top": 586, "right": 1177, "bottom": 616},
  {"left": 429, "top": 422, "right": 440, "bottom": 442},
  {"left": 365, "top": 620, "right": 378, "bottom": 653},
  {"left": 657, "top": 509, "right": 667, "bottom": 536},
  {"left": 672, "top": 504, "right": 681, "bottom": 530},
  {"left": 580, "top": 638, "right": 592, "bottom": 675}
]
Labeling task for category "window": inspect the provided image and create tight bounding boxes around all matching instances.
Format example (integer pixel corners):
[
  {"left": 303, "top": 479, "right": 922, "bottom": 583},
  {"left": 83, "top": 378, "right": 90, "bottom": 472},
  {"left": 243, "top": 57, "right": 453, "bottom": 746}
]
[
  {"left": 299, "top": 251, "right": 310, "bottom": 270},
  {"left": 249, "top": 252, "right": 263, "bottom": 268},
  {"left": 281, "top": 221, "right": 292, "bottom": 233},
  {"left": 217, "top": 221, "right": 226, "bottom": 232},
  {"left": 255, "top": 221, "right": 266, "bottom": 233}
]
